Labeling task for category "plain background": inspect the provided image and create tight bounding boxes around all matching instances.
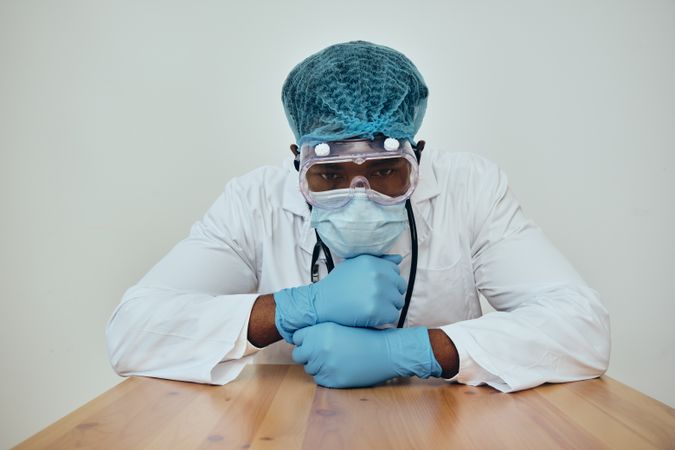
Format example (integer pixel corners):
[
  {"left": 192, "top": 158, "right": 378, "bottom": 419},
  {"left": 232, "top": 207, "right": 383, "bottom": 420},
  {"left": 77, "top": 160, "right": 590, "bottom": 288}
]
[{"left": 1, "top": 0, "right": 673, "bottom": 447}]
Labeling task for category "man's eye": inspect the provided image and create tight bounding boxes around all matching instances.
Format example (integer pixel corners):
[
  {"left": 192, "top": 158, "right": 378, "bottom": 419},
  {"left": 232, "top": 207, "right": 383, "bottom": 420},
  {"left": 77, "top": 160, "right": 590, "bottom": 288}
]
[
  {"left": 372, "top": 168, "right": 395, "bottom": 177},
  {"left": 320, "top": 173, "right": 344, "bottom": 181}
]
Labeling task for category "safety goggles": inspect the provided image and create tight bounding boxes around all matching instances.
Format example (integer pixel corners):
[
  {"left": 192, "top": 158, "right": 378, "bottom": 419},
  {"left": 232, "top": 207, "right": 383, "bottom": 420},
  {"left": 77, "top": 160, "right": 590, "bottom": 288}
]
[{"left": 298, "top": 136, "right": 419, "bottom": 209}]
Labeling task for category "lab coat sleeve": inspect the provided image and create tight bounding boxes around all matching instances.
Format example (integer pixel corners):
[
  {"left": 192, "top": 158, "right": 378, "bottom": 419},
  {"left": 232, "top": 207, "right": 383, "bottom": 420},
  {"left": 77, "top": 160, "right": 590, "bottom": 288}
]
[
  {"left": 440, "top": 156, "right": 611, "bottom": 392},
  {"left": 106, "top": 176, "right": 265, "bottom": 385}
]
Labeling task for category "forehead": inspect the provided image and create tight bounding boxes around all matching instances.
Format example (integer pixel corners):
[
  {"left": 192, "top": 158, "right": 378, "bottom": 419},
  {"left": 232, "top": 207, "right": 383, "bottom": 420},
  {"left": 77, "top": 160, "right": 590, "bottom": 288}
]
[{"left": 308, "top": 157, "right": 407, "bottom": 172}]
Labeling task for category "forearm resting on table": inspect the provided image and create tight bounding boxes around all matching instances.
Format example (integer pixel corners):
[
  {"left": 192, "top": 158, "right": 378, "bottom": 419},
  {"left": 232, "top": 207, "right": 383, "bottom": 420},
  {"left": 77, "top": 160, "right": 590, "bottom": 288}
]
[
  {"left": 428, "top": 328, "right": 459, "bottom": 379},
  {"left": 246, "top": 294, "right": 460, "bottom": 379},
  {"left": 247, "top": 294, "right": 282, "bottom": 348}
]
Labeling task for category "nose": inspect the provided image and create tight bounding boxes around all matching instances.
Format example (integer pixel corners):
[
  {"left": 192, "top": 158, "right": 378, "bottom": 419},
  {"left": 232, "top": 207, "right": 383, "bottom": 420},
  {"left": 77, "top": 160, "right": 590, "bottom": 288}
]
[{"left": 350, "top": 176, "right": 370, "bottom": 190}]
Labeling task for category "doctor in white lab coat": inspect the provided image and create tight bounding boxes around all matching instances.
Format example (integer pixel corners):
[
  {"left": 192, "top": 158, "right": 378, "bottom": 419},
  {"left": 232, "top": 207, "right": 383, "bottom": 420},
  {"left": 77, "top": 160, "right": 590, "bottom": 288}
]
[{"left": 106, "top": 41, "right": 610, "bottom": 392}]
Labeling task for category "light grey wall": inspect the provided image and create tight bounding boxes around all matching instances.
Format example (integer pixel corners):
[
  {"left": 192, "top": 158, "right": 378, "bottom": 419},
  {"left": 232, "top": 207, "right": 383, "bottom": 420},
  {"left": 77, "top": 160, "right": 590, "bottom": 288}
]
[{"left": 1, "top": 0, "right": 673, "bottom": 447}]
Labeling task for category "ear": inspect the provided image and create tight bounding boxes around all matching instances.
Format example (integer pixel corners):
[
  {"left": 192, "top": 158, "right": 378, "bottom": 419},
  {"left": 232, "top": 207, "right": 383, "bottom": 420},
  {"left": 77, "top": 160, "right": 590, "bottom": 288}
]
[
  {"left": 412, "top": 139, "right": 425, "bottom": 164},
  {"left": 291, "top": 144, "right": 300, "bottom": 172},
  {"left": 416, "top": 140, "right": 426, "bottom": 153}
]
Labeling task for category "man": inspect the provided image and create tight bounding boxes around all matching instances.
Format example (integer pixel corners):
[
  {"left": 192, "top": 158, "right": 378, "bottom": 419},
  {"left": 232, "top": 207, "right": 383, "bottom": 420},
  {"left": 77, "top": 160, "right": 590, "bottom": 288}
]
[{"left": 106, "top": 40, "right": 610, "bottom": 392}]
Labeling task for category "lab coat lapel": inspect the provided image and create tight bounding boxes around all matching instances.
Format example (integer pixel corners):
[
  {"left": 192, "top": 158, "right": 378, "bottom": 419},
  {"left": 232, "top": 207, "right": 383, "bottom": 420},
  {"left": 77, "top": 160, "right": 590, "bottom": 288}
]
[
  {"left": 281, "top": 157, "right": 316, "bottom": 256},
  {"left": 409, "top": 147, "right": 441, "bottom": 246}
]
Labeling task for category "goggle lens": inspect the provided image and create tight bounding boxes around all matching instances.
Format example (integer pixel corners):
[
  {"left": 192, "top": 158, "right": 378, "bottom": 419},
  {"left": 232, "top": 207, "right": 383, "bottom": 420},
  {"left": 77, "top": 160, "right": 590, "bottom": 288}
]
[
  {"left": 298, "top": 137, "right": 419, "bottom": 209},
  {"left": 306, "top": 157, "right": 412, "bottom": 197}
]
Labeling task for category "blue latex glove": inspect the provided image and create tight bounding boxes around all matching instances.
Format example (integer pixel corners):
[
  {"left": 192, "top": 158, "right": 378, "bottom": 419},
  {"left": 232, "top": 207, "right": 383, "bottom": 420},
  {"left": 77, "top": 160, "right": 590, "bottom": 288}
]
[
  {"left": 292, "top": 322, "right": 443, "bottom": 388},
  {"left": 274, "top": 254, "right": 406, "bottom": 343}
]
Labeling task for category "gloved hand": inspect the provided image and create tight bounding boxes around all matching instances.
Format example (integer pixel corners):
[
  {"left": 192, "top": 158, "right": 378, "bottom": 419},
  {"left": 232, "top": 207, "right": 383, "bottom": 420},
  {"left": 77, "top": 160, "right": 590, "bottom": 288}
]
[
  {"left": 273, "top": 254, "right": 406, "bottom": 343},
  {"left": 292, "top": 322, "right": 443, "bottom": 388}
]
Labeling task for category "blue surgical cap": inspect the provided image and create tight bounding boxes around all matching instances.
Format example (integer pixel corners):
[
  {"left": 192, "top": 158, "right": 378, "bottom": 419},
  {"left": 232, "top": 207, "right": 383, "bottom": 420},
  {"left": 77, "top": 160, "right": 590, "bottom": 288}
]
[{"left": 281, "top": 40, "right": 429, "bottom": 147}]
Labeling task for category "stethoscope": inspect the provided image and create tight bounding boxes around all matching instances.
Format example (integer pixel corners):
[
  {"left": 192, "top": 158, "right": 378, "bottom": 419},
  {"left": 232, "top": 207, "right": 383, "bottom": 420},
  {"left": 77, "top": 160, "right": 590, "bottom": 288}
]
[{"left": 294, "top": 144, "right": 422, "bottom": 328}]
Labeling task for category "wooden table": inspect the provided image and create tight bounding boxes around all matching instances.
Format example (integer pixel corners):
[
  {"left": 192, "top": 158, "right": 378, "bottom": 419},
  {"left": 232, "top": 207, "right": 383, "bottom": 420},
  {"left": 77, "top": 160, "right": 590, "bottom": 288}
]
[{"left": 15, "top": 364, "right": 675, "bottom": 449}]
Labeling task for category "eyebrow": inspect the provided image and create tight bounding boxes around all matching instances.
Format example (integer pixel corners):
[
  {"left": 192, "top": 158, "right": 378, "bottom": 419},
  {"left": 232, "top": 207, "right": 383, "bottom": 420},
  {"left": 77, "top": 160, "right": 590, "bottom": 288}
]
[
  {"left": 311, "top": 158, "right": 403, "bottom": 172},
  {"left": 366, "top": 158, "right": 404, "bottom": 168},
  {"left": 312, "top": 164, "right": 347, "bottom": 172}
]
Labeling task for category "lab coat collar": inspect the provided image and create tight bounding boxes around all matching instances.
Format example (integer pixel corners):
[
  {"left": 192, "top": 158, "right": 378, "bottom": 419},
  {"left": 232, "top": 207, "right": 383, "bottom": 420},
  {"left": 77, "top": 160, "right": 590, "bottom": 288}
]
[{"left": 281, "top": 148, "right": 441, "bottom": 256}]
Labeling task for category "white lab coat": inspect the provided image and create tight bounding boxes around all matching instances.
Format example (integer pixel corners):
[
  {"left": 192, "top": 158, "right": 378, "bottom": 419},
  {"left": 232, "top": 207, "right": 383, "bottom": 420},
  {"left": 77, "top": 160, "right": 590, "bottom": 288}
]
[{"left": 106, "top": 147, "right": 610, "bottom": 392}]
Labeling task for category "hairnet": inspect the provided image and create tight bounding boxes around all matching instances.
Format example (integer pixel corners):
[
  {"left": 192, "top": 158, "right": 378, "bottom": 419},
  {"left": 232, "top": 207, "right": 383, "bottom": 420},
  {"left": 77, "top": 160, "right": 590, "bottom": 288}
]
[{"left": 281, "top": 40, "right": 429, "bottom": 147}]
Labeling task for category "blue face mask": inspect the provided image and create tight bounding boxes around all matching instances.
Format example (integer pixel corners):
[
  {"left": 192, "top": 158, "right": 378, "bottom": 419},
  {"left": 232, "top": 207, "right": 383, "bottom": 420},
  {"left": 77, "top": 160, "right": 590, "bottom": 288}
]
[{"left": 310, "top": 193, "right": 408, "bottom": 259}]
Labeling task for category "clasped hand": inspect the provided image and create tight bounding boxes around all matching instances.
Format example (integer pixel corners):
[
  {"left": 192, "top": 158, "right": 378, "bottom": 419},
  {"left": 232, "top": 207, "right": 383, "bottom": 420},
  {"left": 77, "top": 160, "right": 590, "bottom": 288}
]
[
  {"left": 274, "top": 254, "right": 406, "bottom": 341},
  {"left": 274, "top": 254, "right": 441, "bottom": 388}
]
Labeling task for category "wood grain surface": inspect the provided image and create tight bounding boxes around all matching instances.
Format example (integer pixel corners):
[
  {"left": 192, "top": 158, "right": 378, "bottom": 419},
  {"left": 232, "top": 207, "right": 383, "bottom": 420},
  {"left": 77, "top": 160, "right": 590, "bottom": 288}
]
[{"left": 14, "top": 364, "right": 675, "bottom": 449}]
